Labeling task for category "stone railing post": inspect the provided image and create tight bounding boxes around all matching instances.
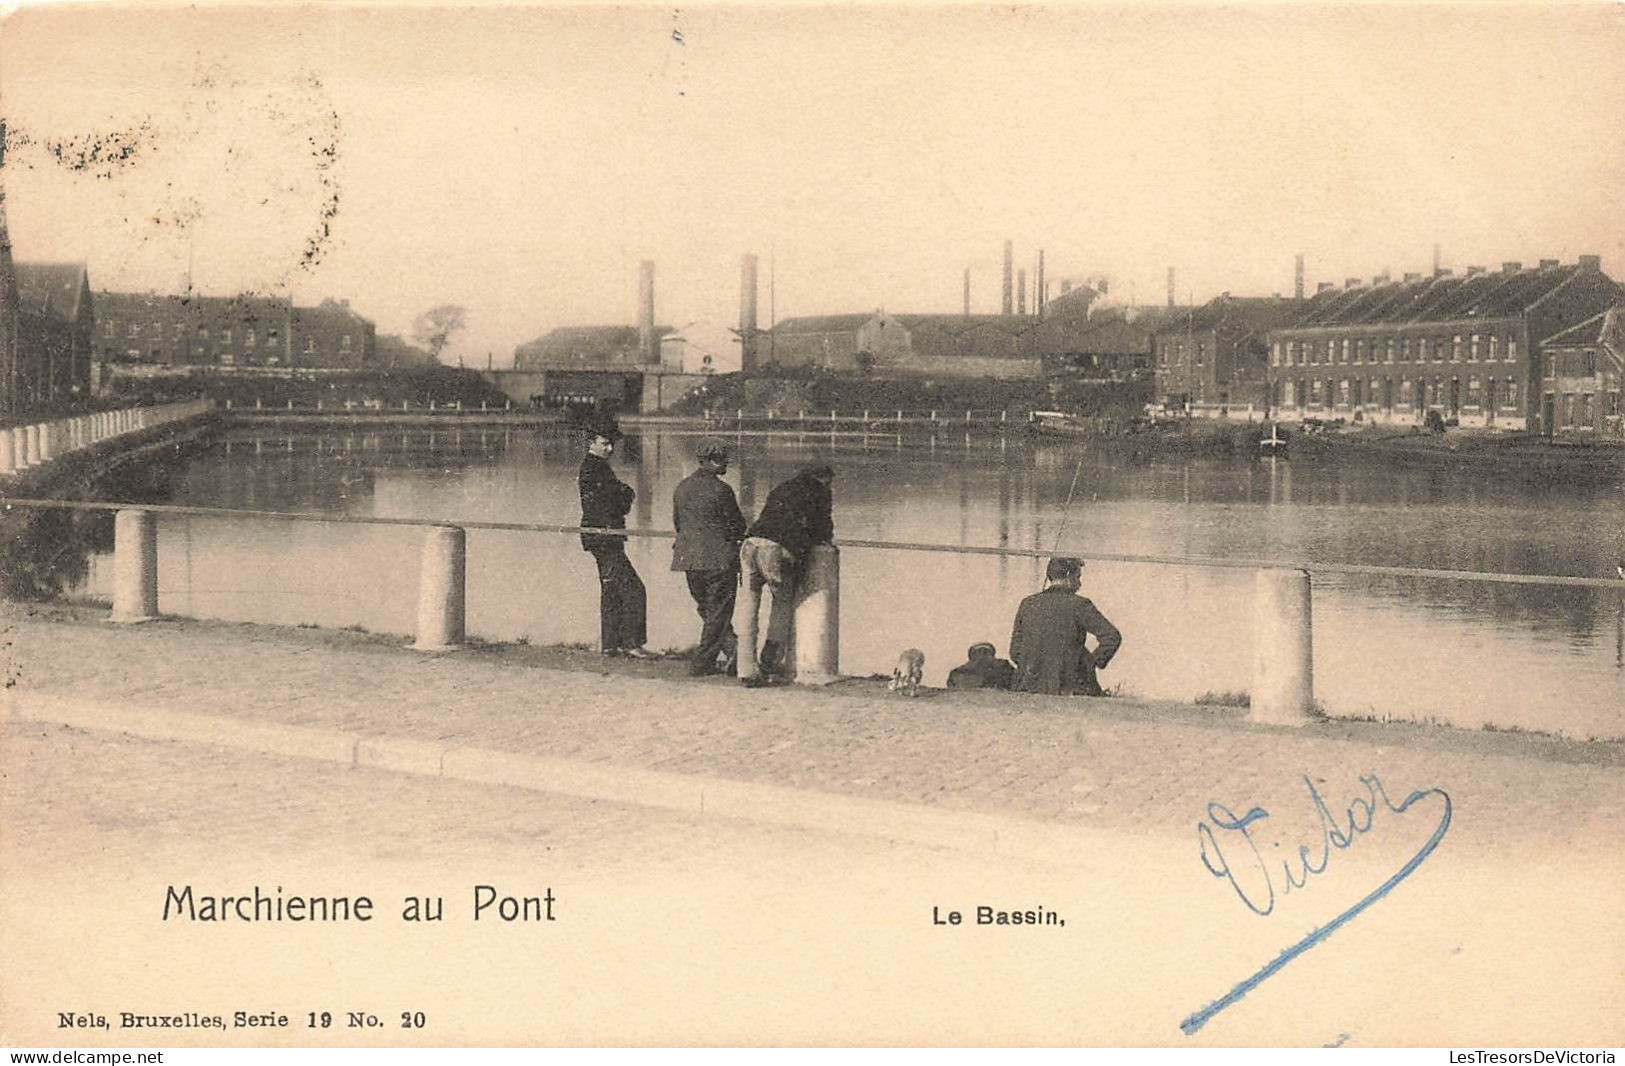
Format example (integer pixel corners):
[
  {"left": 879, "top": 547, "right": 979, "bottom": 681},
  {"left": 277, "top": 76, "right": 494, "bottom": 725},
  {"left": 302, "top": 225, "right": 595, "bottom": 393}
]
[
  {"left": 0, "top": 429, "right": 14, "bottom": 475},
  {"left": 413, "top": 525, "right": 466, "bottom": 651},
  {"left": 791, "top": 544, "right": 840, "bottom": 685},
  {"left": 1250, "top": 567, "right": 1314, "bottom": 726},
  {"left": 112, "top": 509, "right": 159, "bottom": 623}
]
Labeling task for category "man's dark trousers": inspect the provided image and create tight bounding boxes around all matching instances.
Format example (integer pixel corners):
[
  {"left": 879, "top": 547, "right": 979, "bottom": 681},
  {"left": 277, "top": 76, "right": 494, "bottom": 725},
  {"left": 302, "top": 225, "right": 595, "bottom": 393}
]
[
  {"left": 685, "top": 569, "right": 737, "bottom": 674},
  {"left": 592, "top": 545, "right": 647, "bottom": 652}
]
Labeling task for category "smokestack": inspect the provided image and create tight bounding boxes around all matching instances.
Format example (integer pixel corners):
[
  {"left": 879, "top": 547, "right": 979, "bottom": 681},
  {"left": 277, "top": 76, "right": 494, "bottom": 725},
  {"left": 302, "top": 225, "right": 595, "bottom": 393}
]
[
  {"left": 739, "top": 254, "right": 759, "bottom": 373},
  {"left": 1294, "top": 254, "right": 1305, "bottom": 300},
  {"left": 1167, "top": 267, "right": 1176, "bottom": 309},
  {"left": 1002, "top": 240, "right": 1013, "bottom": 316},
  {"left": 1017, "top": 269, "right": 1027, "bottom": 316},
  {"left": 963, "top": 268, "right": 970, "bottom": 317},
  {"left": 1036, "top": 250, "right": 1045, "bottom": 319},
  {"left": 637, "top": 260, "right": 656, "bottom": 365}
]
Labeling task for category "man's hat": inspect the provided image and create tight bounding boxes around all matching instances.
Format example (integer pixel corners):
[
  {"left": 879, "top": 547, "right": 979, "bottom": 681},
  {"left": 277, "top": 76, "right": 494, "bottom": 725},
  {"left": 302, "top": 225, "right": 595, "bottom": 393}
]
[
  {"left": 1045, "top": 556, "right": 1084, "bottom": 581},
  {"left": 967, "top": 642, "right": 997, "bottom": 659},
  {"left": 696, "top": 438, "right": 730, "bottom": 462},
  {"left": 580, "top": 413, "right": 622, "bottom": 441},
  {"left": 799, "top": 462, "right": 835, "bottom": 480}
]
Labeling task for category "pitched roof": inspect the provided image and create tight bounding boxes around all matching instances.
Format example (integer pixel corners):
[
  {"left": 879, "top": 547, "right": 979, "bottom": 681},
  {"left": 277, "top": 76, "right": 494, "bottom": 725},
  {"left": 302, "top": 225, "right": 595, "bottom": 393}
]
[
  {"left": 770, "top": 314, "right": 877, "bottom": 334},
  {"left": 515, "top": 324, "right": 673, "bottom": 362},
  {"left": 15, "top": 262, "right": 89, "bottom": 322},
  {"left": 1541, "top": 304, "right": 1625, "bottom": 371},
  {"left": 1288, "top": 264, "right": 1615, "bottom": 329},
  {"left": 1158, "top": 294, "right": 1306, "bottom": 335},
  {"left": 892, "top": 313, "right": 1035, "bottom": 337}
]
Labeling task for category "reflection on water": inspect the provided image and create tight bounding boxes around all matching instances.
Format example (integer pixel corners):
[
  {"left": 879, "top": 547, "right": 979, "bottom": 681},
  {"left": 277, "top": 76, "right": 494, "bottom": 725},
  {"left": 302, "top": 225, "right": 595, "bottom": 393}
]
[{"left": 37, "top": 424, "right": 1625, "bottom": 739}]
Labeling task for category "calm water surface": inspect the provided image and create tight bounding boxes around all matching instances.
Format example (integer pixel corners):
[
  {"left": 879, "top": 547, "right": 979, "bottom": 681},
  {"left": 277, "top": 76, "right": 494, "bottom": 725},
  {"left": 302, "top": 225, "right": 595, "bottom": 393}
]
[{"left": 58, "top": 424, "right": 1625, "bottom": 739}]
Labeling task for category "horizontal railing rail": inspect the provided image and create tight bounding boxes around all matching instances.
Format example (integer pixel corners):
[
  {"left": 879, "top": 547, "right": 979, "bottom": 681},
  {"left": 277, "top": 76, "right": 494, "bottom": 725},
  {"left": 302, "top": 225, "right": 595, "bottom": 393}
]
[{"left": 2, "top": 497, "right": 1620, "bottom": 589}]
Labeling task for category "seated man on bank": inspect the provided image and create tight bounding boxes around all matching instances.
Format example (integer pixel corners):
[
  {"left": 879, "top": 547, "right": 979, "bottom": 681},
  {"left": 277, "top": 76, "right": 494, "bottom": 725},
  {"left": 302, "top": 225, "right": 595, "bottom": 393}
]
[
  {"left": 946, "top": 642, "right": 1016, "bottom": 690},
  {"left": 1009, "top": 556, "right": 1122, "bottom": 697}
]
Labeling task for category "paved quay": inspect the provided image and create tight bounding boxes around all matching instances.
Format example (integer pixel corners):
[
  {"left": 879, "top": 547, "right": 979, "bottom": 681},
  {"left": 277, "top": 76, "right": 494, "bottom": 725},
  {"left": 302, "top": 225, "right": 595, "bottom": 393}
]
[
  {"left": 4, "top": 602, "right": 1621, "bottom": 850},
  {"left": 4, "top": 603, "right": 1624, "bottom": 1046}
]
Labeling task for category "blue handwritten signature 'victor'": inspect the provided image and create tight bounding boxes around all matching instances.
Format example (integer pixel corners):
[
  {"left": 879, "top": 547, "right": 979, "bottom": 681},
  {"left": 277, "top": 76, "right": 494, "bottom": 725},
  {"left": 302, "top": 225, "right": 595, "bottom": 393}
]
[{"left": 1180, "top": 772, "right": 1452, "bottom": 1036}]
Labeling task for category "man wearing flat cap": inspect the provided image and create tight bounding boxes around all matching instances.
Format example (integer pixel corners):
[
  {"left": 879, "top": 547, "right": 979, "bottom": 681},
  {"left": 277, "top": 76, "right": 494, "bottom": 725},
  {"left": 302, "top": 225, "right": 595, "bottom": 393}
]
[
  {"left": 671, "top": 438, "right": 747, "bottom": 676},
  {"left": 1009, "top": 556, "right": 1121, "bottom": 696},
  {"left": 737, "top": 463, "right": 835, "bottom": 686}
]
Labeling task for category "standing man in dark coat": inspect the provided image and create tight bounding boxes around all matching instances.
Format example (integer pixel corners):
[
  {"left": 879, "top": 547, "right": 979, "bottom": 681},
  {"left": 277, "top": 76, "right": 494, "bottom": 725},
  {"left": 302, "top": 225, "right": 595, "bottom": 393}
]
[
  {"left": 578, "top": 421, "right": 653, "bottom": 659},
  {"left": 672, "top": 438, "right": 746, "bottom": 677},
  {"left": 736, "top": 463, "right": 835, "bottom": 686},
  {"left": 1009, "top": 556, "right": 1121, "bottom": 696}
]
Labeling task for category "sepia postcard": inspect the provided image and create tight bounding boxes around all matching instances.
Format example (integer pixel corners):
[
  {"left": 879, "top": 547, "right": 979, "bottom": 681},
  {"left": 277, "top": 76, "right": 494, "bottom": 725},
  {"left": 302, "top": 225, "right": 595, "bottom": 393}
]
[{"left": 1, "top": 0, "right": 1622, "bottom": 1050}]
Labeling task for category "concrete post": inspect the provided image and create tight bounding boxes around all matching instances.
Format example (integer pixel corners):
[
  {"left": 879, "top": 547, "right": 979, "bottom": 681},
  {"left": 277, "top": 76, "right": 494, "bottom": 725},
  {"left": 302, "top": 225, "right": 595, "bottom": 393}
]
[
  {"left": 112, "top": 509, "right": 159, "bottom": 623},
  {"left": 1250, "top": 568, "right": 1314, "bottom": 726},
  {"left": 37, "top": 422, "right": 53, "bottom": 463},
  {"left": 413, "top": 525, "right": 466, "bottom": 651},
  {"left": 791, "top": 544, "right": 840, "bottom": 685},
  {"left": 24, "top": 424, "right": 41, "bottom": 465},
  {"left": 0, "top": 429, "right": 14, "bottom": 474}
]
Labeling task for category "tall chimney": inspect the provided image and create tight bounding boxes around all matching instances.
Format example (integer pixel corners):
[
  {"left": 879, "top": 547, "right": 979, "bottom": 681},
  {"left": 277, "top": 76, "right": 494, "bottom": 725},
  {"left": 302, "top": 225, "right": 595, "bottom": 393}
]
[
  {"left": 739, "top": 254, "right": 759, "bottom": 373},
  {"left": 1002, "top": 240, "right": 1014, "bottom": 315},
  {"left": 1017, "top": 269, "right": 1027, "bottom": 316},
  {"left": 1036, "top": 250, "right": 1045, "bottom": 319},
  {"left": 1167, "top": 267, "right": 1176, "bottom": 309},
  {"left": 1294, "top": 254, "right": 1305, "bottom": 300},
  {"left": 963, "top": 268, "right": 971, "bottom": 317},
  {"left": 637, "top": 259, "right": 656, "bottom": 365}
]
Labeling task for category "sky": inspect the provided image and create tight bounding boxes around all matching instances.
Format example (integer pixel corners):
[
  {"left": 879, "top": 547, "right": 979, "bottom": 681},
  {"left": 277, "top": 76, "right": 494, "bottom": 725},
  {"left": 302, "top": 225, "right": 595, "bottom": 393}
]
[{"left": 3, "top": 2, "right": 1622, "bottom": 366}]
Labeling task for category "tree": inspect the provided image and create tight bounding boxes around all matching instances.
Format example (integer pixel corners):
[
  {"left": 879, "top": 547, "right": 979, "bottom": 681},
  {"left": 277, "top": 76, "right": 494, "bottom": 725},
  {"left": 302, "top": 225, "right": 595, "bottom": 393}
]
[{"left": 412, "top": 305, "right": 468, "bottom": 364}]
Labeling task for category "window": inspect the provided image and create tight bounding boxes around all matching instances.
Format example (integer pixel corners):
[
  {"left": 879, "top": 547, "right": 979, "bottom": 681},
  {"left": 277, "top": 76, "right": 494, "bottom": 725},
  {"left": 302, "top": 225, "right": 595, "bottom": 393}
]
[
  {"left": 222, "top": 328, "right": 232, "bottom": 345},
  {"left": 1341, "top": 339, "right": 1351, "bottom": 364},
  {"left": 341, "top": 334, "right": 352, "bottom": 351},
  {"left": 1505, "top": 379, "right": 1518, "bottom": 410},
  {"left": 1579, "top": 394, "right": 1592, "bottom": 426},
  {"left": 1402, "top": 338, "right": 1413, "bottom": 362},
  {"left": 1543, "top": 354, "right": 1556, "bottom": 379},
  {"left": 1400, "top": 379, "right": 1413, "bottom": 404},
  {"left": 1385, "top": 339, "right": 1395, "bottom": 364},
  {"left": 1488, "top": 334, "right": 1499, "bottom": 361},
  {"left": 1434, "top": 338, "right": 1447, "bottom": 362},
  {"left": 1467, "top": 377, "right": 1481, "bottom": 407},
  {"left": 220, "top": 352, "right": 236, "bottom": 367},
  {"left": 267, "top": 329, "right": 279, "bottom": 346},
  {"left": 1507, "top": 336, "right": 1518, "bottom": 362},
  {"left": 1451, "top": 335, "right": 1462, "bottom": 361},
  {"left": 1418, "top": 338, "right": 1429, "bottom": 361},
  {"left": 1338, "top": 379, "right": 1351, "bottom": 405},
  {"left": 246, "top": 328, "right": 256, "bottom": 347},
  {"left": 1470, "top": 334, "right": 1480, "bottom": 362},
  {"left": 1583, "top": 350, "right": 1597, "bottom": 376},
  {"left": 1354, "top": 339, "right": 1365, "bottom": 364},
  {"left": 304, "top": 336, "right": 315, "bottom": 353},
  {"left": 1271, "top": 342, "right": 1281, "bottom": 367},
  {"left": 104, "top": 320, "right": 116, "bottom": 338},
  {"left": 197, "top": 325, "right": 208, "bottom": 339},
  {"left": 1562, "top": 393, "right": 1575, "bottom": 425}
]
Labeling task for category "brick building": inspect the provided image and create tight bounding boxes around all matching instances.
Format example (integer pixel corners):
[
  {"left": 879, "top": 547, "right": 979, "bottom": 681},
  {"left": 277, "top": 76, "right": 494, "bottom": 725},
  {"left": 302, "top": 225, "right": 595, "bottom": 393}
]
[
  {"left": 1154, "top": 294, "right": 1303, "bottom": 408},
  {"left": 1266, "top": 258, "right": 1621, "bottom": 430},
  {"left": 1538, "top": 305, "right": 1624, "bottom": 437},
  {"left": 93, "top": 291, "right": 375, "bottom": 374}
]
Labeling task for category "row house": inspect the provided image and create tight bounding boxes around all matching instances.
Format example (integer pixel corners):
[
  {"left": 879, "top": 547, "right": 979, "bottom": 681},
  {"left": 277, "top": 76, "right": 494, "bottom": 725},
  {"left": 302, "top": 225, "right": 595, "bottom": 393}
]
[
  {"left": 1266, "top": 258, "right": 1621, "bottom": 430},
  {"left": 857, "top": 314, "right": 1044, "bottom": 378},
  {"left": 93, "top": 291, "right": 376, "bottom": 373},
  {"left": 1154, "top": 295, "right": 1303, "bottom": 409},
  {"left": 1537, "top": 305, "right": 1624, "bottom": 437},
  {"left": 513, "top": 324, "right": 674, "bottom": 369}
]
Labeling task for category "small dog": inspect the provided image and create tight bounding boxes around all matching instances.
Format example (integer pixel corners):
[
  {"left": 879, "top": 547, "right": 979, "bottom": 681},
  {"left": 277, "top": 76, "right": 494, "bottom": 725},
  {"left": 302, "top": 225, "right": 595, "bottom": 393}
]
[{"left": 887, "top": 648, "right": 925, "bottom": 697}]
